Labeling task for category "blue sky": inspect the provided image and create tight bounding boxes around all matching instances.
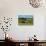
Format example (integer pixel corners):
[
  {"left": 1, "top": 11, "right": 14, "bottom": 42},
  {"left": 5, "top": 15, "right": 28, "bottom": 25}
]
[{"left": 18, "top": 15, "right": 33, "bottom": 18}]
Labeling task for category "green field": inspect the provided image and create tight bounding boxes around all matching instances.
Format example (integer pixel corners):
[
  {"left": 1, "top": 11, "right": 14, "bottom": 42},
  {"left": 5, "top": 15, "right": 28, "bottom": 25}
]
[{"left": 18, "top": 18, "right": 33, "bottom": 25}]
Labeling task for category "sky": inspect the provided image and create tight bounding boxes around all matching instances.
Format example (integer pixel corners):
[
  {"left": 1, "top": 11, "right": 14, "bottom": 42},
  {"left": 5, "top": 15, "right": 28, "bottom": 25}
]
[{"left": 18, "top": 15, "right": 33, "bottom": 18}]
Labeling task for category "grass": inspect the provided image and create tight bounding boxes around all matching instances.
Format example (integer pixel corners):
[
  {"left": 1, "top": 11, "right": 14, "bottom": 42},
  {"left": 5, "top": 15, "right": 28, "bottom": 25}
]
[{"left": 18, "top": 18, "right": 33, "bottom": 25}]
